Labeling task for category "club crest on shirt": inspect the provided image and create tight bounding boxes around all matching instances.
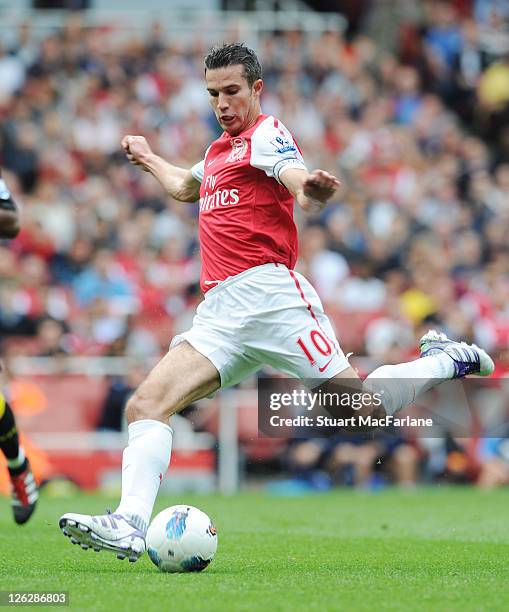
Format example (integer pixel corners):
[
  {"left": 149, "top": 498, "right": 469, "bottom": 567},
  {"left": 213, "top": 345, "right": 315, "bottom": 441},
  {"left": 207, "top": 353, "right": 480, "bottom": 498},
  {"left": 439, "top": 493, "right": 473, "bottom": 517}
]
[
  {"left": 226, "top": 137, "right": 248, "bottom": 162},
  {"left": 271, "top": 134, "right": 296, "bottom": 154}
]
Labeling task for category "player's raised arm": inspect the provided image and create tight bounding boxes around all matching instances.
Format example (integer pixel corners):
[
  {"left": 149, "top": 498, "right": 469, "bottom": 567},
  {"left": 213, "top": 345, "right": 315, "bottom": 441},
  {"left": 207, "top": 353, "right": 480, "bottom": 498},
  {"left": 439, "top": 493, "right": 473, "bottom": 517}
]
[
  {"left": 248, "top": 117, "right": 341, "bottom": 214},
  {"left": 280, "top": 168, "right": 341, "bottom": 214},
  {"left": 0, "top": 170, "right": 20, "bottom": 239},
  {"left": 121, "top": 135, "right": 201, "bottom": 203}
]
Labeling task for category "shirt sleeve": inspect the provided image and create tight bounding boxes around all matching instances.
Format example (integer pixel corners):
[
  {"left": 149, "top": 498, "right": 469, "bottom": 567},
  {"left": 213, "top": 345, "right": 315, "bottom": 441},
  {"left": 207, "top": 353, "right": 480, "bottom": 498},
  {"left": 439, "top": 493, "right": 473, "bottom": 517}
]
[
  {"left": 190, "top": 145, "right": 211, "bottom": 183},
  {"left": 190, "top": 159, "right": 205, "bottom": 183},
  {"left": 250, "top": 117, "right": 307, "bottom": 184}
]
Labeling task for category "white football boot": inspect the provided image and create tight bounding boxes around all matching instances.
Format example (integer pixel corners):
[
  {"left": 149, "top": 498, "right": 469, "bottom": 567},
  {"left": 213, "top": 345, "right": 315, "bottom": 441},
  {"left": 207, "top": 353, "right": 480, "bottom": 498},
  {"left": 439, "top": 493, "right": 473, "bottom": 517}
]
[
  {"left": 59, "top": 511, "right": 146, "bottom": 562},
  {"left": 419, "top": 329, "right": 494, "bottom": 378}
]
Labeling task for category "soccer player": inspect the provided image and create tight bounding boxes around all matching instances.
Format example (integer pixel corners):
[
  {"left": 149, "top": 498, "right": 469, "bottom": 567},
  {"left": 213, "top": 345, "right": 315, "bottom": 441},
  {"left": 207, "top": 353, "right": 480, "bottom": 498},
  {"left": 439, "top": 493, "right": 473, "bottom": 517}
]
[
  {"left": 59, "top": 43, "right": 494, "bottom": 561},
  {"left": 0, "top": 169, "right": 39, "bottom": 524}
]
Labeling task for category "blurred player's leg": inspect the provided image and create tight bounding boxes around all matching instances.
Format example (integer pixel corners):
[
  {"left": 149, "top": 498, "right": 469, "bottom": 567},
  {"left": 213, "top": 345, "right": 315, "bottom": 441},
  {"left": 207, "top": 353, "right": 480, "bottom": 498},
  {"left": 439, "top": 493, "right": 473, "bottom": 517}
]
[
  {"left": 59, "top": 341, "right": 220, "bottom": 561},
  {"left": 0, "top": 392, "right": 38, "bottom": 524}
]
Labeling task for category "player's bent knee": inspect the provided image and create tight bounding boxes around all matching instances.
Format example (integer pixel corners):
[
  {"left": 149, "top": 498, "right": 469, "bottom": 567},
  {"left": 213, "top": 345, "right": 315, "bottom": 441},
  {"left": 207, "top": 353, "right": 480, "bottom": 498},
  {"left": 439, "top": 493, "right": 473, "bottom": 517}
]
[
  {"left": 125, "top": 393, "right": 149, "bottom": 423},
  {"left": 125, "top": 390, "right": 176, "bottom": 424}
]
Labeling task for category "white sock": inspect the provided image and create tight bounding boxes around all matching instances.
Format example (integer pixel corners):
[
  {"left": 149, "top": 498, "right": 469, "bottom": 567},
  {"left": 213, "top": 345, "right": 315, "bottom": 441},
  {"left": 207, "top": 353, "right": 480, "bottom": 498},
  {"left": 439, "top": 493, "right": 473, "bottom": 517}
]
[
  {"left": 116, "top": 419, "right": 173, "bottom": 530},
  {"left": 364, "top": 353, "right": 454, "bottom": 416},
  {"left": 7, "top": 446, "right": 26, "bottom": 469}
]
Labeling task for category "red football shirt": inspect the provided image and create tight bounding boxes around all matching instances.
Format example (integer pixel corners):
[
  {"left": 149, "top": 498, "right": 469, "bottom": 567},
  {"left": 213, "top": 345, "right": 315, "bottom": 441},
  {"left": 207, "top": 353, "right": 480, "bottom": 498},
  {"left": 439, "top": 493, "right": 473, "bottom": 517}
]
[{"left": 191, "top": 114, "right": 307, "bottom": 293}]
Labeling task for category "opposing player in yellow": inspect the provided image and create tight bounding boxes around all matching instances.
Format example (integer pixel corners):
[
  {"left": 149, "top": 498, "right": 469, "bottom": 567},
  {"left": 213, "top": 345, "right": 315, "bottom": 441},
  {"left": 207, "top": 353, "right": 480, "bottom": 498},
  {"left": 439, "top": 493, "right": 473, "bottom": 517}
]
[{"left": 0, "top": 169, "right": 38, "bottom": 524}]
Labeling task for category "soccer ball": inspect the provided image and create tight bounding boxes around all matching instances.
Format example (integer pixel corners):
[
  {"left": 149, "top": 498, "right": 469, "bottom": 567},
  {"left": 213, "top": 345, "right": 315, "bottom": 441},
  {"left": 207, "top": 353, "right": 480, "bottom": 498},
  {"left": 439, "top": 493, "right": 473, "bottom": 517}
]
[{"left": 146, "top": 505, "right": 218, "bottom": 573}]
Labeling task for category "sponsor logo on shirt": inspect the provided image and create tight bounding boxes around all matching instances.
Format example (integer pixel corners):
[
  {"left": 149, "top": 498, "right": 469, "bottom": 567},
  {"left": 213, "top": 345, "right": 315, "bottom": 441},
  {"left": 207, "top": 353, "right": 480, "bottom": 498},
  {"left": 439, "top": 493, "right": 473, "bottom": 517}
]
[
  {"left": 199, "top": 188, "right": 240, "bottom": 212},
  {"left": 271, "top": 134, "right": 296, "bottom": 155},
  {"left": 226, "top": 137, "right": 248, "bottom": 162},
  {"left": 201, "top": 174, "right": 239, "bottom": 212}
]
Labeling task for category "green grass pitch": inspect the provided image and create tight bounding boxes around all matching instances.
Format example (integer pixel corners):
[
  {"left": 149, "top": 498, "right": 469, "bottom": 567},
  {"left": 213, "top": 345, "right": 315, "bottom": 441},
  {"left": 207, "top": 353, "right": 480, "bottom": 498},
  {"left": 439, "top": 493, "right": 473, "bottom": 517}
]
[{"left": 1, "top": 487, "right": 508, "bottom": 611}]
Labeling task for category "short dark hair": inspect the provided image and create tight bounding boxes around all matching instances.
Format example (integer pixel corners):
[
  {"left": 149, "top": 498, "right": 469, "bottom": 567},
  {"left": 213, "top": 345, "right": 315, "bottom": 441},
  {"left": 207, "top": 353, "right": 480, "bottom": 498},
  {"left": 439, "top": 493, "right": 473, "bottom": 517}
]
[{"left": 204, "top": 42, "right": 262, "bottom": 88}]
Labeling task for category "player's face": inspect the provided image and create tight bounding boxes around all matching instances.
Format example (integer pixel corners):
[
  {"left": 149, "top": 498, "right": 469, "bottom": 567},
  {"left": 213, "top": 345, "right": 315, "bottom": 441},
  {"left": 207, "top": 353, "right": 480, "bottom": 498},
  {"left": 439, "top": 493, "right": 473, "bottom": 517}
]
[{"left": 206, "top": 64, "right": 263, "bottom": 136}]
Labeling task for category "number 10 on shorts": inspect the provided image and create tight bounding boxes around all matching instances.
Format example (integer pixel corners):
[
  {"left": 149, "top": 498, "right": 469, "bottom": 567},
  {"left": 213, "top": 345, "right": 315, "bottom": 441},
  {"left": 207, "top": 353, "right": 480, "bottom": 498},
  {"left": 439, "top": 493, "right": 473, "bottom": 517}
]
[{"left": 297, "top": 330, "right": 332, "bottom": 367}]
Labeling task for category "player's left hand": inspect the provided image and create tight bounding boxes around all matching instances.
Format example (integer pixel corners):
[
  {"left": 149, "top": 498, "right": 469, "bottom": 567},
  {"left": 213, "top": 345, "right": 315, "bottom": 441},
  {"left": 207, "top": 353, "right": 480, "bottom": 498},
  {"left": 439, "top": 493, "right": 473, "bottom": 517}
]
[{"left": 303, "top": 170, "right": 341, "bottom": 204}]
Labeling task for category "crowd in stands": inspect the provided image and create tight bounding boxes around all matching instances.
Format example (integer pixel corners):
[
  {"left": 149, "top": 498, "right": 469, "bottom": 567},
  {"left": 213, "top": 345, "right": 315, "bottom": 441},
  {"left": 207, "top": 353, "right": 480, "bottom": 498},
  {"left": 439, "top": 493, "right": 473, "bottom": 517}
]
[{"left": 1, "top": 0, "right": 509, "bottom": 488}]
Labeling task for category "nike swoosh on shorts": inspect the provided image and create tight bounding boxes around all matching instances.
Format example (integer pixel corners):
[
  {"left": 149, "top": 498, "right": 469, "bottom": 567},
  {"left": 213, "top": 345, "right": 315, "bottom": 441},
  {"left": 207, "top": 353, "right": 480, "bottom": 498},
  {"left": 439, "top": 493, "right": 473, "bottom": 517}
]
[{"left": 318, "top": 358, "right": 333, "bottom": 373}]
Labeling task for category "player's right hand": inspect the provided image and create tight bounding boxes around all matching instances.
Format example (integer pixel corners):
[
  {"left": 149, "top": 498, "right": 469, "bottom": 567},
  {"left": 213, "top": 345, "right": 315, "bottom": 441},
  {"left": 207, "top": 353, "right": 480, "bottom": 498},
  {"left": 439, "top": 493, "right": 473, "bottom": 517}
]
[{"left": 121, "top": 135, "right": 154, "bottom": 172}]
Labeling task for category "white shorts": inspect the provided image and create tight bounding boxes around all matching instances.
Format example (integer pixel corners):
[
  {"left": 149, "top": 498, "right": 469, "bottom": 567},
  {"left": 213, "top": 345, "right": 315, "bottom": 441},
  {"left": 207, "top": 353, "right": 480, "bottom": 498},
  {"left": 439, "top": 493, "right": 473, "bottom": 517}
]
[{"left": 170, "top": 263, "right": 350, "bottom": 388}]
